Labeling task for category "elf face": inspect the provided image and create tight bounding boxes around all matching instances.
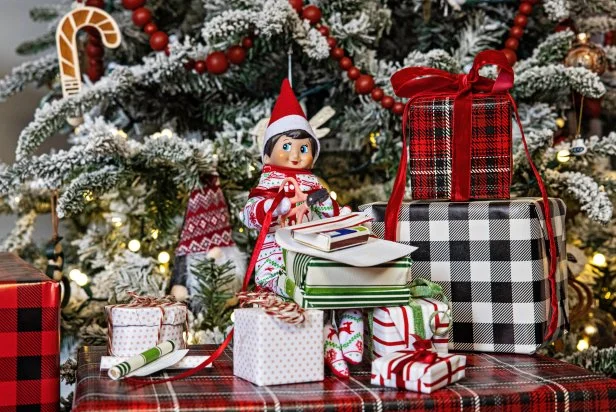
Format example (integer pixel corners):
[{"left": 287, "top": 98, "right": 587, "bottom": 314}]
[{"left": 265, "top": 136, "right": 314, "bottom": 169}]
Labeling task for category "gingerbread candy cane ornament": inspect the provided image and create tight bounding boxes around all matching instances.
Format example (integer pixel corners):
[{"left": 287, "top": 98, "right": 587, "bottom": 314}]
[{"left": 56, "top": 3, "right": 121, "bottom": 124}]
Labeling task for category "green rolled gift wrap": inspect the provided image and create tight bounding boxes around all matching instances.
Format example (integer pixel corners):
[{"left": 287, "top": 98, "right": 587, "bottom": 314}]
[{"left": 108, "top": 340, "right": 175, "bottom": 380}]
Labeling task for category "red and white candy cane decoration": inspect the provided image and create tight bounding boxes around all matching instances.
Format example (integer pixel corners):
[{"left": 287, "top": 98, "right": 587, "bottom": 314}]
[{"left": 237, "top": 291, "right": 306, "bottom": 325}]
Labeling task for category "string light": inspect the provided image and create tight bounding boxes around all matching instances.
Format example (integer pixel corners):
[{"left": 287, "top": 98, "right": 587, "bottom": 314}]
[
  {"left": 555, "top": 118, "right": 566, "bottom": 128},
  {"left": 83, "top": 191, "right": 94, "bottom": 202},
  {"left": 150, "top": 229, "right": 159, "bottom": 239},
  {"left": 161, "top": 129, "right": 173, "bottom": 138},
  {"left": 576, "top": 338, "right": 589, "bottom": 351},
  {"left": 239, "top": 227, "right": 244, "bottom": 233},
  {"left": 556, "top": 149, "right": 570, "bottom": 163},
  {"left": 111, "top": 216, "right": 123, "bottom": 227},
  {"left": 584, "top": 324, "right": 598, "bottom": 335},
  {"left": 69, "top": 269, "right": 89, "bottom": 286},
  {"left": 13, "top": 195, "right": 21, "bottom": 204},
  {"left": 591, "top": 252, "right": 607, "bottom": 267},
  {"left": 128, "top": 239, "right": 141, "bottom": 252},
  {"left": 158, "top": 251, "right": 171, "bottom": 264},
  {"left": 159, "top": 264, "right": 168, "bottom": 274}
]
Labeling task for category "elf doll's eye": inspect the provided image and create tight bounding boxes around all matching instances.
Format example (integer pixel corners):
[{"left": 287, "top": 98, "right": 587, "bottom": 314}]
[
  {"left": 300, "top": 145, "right": 309, "bottom": 154},
  {"left": 282, "top": 143, "right": 292, "bottom": 151}
]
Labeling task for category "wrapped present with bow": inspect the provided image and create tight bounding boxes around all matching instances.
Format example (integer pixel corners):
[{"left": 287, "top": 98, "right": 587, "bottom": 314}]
[
  {"left": 389, "top": 49, "right": 515, "bottom": 201},
  {"left": 105, "top": 293, "right": 188, "bottom": 357},
  {"left": 371, "top": 335, "right": 466, "bottom": 394},
  {"left": 233, "top": 291, "right": 324, "bottom": 386},
  {"left": 371, "top": 279, "right": 451, "bottom": 358}
]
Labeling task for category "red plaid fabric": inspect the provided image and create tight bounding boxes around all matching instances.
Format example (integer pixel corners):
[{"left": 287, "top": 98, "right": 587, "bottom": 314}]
[
  {"left": 73, "top": 345, "right": 616, "bottom": 411},
  {"left": 407, "top": 95, "right": 512, "bottom": 200},
  {"left": 0, "top": 252, "right": 60, "bottom": 412}
]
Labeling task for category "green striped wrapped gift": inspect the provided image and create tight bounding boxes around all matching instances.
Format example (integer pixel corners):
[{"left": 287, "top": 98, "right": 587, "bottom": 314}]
[{"left": 283, "top": 250, "right": 413, "bottom": 309}]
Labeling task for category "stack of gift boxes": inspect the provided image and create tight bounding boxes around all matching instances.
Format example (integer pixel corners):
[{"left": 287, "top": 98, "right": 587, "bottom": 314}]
[{"left": 232, "top": 50, "right": 569, "bottom": 393}]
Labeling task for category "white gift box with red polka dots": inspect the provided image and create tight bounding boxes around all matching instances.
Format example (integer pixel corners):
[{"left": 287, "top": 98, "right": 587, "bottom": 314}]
[
  {"left": 233, "top": 307, "right": 324, "bottom": 386},
  {"left": 106, "top": 303, "right": 187, "bottom": 357}
]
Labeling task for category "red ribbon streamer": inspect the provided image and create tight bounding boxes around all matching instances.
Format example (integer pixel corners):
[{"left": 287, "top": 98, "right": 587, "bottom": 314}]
[{"left": 384, "top": 50, "right": 559, "bottom": 342}]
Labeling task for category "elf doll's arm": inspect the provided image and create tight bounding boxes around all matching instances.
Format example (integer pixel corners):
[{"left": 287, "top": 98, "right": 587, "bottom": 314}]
[{"left": 241, "top": 195, "right": 292, "bottom": 229}]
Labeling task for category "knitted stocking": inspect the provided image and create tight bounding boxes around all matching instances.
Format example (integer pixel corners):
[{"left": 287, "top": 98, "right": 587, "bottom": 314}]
[
  {"left": 338, "top": 309, "right": 364, "bottom": 365},
  {"left": 323, "top": 322, "right": 349, "bottom": 379}
]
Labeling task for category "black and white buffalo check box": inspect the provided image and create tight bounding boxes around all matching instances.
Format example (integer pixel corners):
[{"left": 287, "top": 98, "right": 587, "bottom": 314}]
[{"left": 359, "top": 198, "right": 569, "bottom": 354}]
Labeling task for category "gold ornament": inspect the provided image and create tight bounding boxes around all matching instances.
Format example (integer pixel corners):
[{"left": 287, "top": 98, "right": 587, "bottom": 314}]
[
  {"left": 564, "top": 33, "right": 607, "bottom": 75},
  {"left": 555, "top": 117, "right": 566, "bottom": 129}
]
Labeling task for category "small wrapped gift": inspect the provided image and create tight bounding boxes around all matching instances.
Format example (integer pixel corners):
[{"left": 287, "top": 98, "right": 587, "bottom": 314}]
[
  {"left": 371, "top": 350, "right": 466, "bottom": 394},
  {"left": 372, "top": 280, "right": 451, "bottom": 358},
  {"left": 283, "top": 249, "right": 412, "bottom": 309},
  {"left": 0, "top": 253, "right": 60, "bottom": 411},
  {"left": 233, "top": 292, "right": 324, "bottom": 386},
  {"left": 105, "top": 294, "right": 187, "bottom": 357}
]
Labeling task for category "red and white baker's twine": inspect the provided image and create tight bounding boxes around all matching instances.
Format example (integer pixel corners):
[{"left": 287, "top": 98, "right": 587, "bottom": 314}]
[
  {"left": 106, "top": 292, "right": 188, "bottom": 356},
  {"left": 237, "top": 291, "right": 306, "bottom": 325}
]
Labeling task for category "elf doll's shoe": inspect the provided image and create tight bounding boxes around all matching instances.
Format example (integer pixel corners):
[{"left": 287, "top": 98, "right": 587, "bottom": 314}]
[
  {"left": 323, "top": 322, "right": 349, "bottom": 379},
  {"left": 338, "top": 309, "right": 364, "bottom": 365}
]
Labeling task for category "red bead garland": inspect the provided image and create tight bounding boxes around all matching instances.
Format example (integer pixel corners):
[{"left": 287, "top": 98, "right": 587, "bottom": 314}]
[{"left": 117, "top": 0, "right": 537, "bottom": 115}]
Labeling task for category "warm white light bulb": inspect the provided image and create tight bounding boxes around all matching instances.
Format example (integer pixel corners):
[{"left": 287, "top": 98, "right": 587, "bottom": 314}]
[
  {"left": 128, "top": 239, "right": 141, "bottom": 252},
  {"left": 556, "top": 149, "right": 570, "bottom": 163},
  {"left": 158, "top": 251, "right": 171, "bottom": 264},
  {"left": 592, "top": 253, "right": 607, "bottom": 267},
  {"left": 576, "top": 338, "right": 589, "bottom": 351},
  {"left": 69, "top": 269, "right": 89, "bottom": 286},
  {"left": 150, "top": 229, "right": 159, "bottom": 239},
  {"left": 584, "top": 324, "right": 598, "bottom": 335}
]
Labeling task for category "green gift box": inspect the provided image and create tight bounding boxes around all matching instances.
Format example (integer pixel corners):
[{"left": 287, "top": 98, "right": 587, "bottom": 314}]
[{"left": 282, "top": 249, "right": 413, "bottom": 309}]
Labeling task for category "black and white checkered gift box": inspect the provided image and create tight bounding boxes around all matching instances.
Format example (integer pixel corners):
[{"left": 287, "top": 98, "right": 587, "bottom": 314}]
[{"left": 359, "top": 198, "right": 569, "bottom": 354}]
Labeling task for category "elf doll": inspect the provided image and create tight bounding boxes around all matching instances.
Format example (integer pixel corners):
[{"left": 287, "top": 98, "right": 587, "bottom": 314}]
[{"left": 241, "top": 79, "right": 363, "bottom": 378}]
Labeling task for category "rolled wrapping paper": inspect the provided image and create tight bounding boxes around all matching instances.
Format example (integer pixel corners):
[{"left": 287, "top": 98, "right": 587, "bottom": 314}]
[{"left": 108, "top": 340, "right": 175, "bottom": 380}]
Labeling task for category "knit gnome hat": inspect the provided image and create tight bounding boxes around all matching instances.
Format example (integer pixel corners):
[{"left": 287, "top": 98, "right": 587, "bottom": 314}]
[{"left": 263, "top": 78, "right": 319, "bottom": 164}]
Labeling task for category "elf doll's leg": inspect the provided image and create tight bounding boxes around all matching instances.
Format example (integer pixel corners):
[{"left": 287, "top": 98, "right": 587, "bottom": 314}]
[
  {"left": 254, "top": 234, "right": 288, "bottom": 296},
  {"left": 323, "top": 320, "right": 349, "bottom": 379},
  {"left": 338, "top": 309, "right": 364, "bottom": 365}
]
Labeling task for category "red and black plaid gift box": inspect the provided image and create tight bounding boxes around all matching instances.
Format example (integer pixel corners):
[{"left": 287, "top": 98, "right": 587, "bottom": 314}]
[
  {"left": 0, "top": 252, "right": 60, "bottom": 412},
  {"left": 72, "top": 345, "right": 616, "bottom": 411},
  {"left": 390, "top": 50, "right": 514, "bottom": 201}
]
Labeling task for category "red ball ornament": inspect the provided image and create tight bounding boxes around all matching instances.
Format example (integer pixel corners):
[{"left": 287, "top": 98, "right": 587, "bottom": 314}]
[
  {"left": 381, "top": 95, "right": 394, "bottom": 109},
  {"left": 227, "top": 45, "right": 247, "bottom": 65},
  {"left": 330, "top": 47, "right": 344, "bottom": 60},
  {"left": 518, "top": 2, "right": 533, "bottom": 15},
  {"left": 86, "top": 43, "right": 104, "bottom": 58},
  {"left": 143, "top": 22, "right": 158, "bottom": 36},
  {"left": 502, "top": 48, "right": 517, "bottom": 65},
  {"left": 205, "top": 51, "right": 229, "bottom": 74},
  {"left": 513, "top": 14, "right": 528, "bottom": 27},
  {"left": 339, "top": 57, "right": 353, "bottom": 70},
  {"left": 302, "top": 5, "right": 322, "bottom": 24},
  {"left": 241, "top": 37, "right": 254, "bottom": 49},
  {"left": 354, "top": 74, "right": 375, "bottom": 94},
  {"left": 392, "top": 102, "right": 405, "bottom": 115},
  {"left": 122, "top": 0, "right": 146, "bottom": 10},
  {"left": 194, "top": 60, "right": 207, "bottom": 74},
  {"left": 509, "top": 25, "right": 524, "bottom": 39},
  {"left": 327, "top": 37, "right": 337, "bottom": 48},
  {"left": 132, "top": 7, "right": 152, "bottom": 27},
  {"left": 318, "top": 26, "right": 330, "bottom": 37},
  {"left": 288, "top": 0, "right": 303, "bottom": 13},
  {"left": 371, "top": 87, "right": 384, "bottom": 101},
  {"left": 347, "top": 67, "right": 360, "bottom": 80},
  {"left": 505, "top": 37, "right": 519, "bottom": 50},
  {"left": 86, "top": 0, "right": 105, "bottom": 8},
  {"left": 149, "top": 31, "right": 169, "bottom": 51}
]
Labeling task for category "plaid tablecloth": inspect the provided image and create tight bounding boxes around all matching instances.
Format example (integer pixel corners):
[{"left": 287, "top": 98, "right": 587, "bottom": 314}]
[{"left": 73, "top": 345, "right": 616, "bottom": 411}]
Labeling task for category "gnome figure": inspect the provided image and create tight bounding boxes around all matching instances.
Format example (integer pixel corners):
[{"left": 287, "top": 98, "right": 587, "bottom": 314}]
[
  {"left": 240, "top": 79, "right": 362, "bottom": 378},
  {"left": 170, "top": 175, "right": 245, "bottom": 306}
]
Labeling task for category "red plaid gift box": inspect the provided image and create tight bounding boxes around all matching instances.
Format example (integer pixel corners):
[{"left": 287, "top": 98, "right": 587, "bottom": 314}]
[
  {"left": 390, "top": 50, "right": 514, "bottom": 201},
  {"left": 0, "top": 252, "right": 60, "bottom": 412},
  {"left": 73, "top": 345, "right": 616, "bottom": 411}
]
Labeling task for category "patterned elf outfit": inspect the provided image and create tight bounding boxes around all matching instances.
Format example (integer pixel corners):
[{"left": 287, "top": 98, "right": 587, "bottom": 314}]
[
  {"left": 243, "top": 78, "right": 365, "bottom": 378},
  {"left": 240, "top": 164, "right": 339, "bottom": 297}
]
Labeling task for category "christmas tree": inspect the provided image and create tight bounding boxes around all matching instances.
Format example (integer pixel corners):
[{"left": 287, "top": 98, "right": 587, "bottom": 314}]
[{"left": 1, "top": 0, "right": 615, "bottom": 396}]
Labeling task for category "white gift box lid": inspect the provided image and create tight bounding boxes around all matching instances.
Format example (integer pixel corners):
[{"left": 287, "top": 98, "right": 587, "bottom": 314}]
[{"left": 106, "top": 303, "right": 187, "bottom": 327}]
